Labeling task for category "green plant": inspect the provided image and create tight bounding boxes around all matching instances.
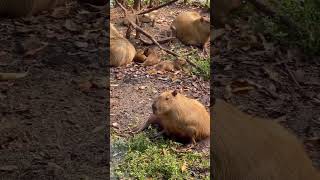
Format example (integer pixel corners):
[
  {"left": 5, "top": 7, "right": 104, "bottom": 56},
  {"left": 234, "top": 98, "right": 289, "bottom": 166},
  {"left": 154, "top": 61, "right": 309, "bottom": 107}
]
[
  {"left": 188, "top": 52, "right": 210, "bottom": 80},
  {"left": 112, "top": 131, "right": 210, "bottom": 179},
  {"left": 250, "top": 0, "right": 320, "bottom": 55}
]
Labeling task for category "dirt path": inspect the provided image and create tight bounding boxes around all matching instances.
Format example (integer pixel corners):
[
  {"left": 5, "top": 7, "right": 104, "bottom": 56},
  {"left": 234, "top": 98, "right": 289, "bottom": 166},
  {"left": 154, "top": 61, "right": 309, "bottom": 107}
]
[{"left": 0, "top": 2, "right": 107, "bottom": 179}]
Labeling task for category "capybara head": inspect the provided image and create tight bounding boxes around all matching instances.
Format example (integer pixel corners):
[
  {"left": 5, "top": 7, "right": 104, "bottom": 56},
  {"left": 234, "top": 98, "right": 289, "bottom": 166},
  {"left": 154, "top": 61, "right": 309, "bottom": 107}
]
[
  {"left": 152, "top": 90, "right": 180, "bottom": 115},
  {"left": 196, "top": 16, "right": 210, "bottom": 37}
]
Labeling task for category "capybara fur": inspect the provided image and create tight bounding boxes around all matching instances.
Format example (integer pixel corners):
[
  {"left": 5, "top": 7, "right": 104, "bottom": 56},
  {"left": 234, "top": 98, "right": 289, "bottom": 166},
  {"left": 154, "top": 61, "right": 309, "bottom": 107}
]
[
  {"left": 135, "top": 90, "right": 210, "bottom": 144},
  {"left": 133, "top": 49, "right": 147, "bottom": 63},
  {"left": 212, "top": 99, "right": 320, "bottom": 180},
  {"left": 171, "top": 12, "right": 210, "bottom": 48},
  {"left": 156, "top": 59, "right": 187, "bottom": 72},
  {"left": 110, "top": 23, "right": 136, "bottom": 67},
  {"left": 212, "top": 0, "right": 242, "bottom": 27},
  {"left": 143, "top": 48, "right": 160, "bottom": 66}
]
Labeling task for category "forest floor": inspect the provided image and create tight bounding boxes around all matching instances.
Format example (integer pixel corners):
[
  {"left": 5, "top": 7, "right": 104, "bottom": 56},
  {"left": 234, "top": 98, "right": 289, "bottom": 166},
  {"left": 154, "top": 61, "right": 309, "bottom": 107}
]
[
  {"left": 0, "top": 0, "right": 318, "bottom": 179},
  {"left": 110, "top": 2, "right": 211, "bottom": 180},
  {"left": 213, "top": 16, "right": 320, "bottom": 169},
  {"left": 0, "top": 2, "right": 108, "bottom": 179}
]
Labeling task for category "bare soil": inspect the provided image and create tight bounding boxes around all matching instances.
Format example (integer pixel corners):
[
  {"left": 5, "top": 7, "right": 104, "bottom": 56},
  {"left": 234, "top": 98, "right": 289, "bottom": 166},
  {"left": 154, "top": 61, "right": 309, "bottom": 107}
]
[{"left": 0, "top": 2, "right": 108, "bottom": 179}]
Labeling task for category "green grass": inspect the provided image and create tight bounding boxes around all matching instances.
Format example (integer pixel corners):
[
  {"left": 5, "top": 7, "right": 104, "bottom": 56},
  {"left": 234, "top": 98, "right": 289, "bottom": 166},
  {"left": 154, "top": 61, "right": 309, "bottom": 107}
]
[
  {"left": 247, "top": 0, "right": 320, "bottom": 56},
  {"left": 187, "top": 51, "right": 210, "bottom": 80},
  {"left": 111, "top": 129, "right": 210, "bottom": 180}
]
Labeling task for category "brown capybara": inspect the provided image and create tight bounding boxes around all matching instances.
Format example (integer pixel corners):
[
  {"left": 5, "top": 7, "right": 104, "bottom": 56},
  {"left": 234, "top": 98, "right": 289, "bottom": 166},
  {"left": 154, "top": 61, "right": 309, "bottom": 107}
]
[
  {"left": 143, "top": 48, "right": 160, "bottom": 66},
  {"left": 139, "top": 11, "right": 157, "bottom": 27},
  {"left": 212, "top": 0, "right": 242, "bottom": 27},
  {"left": 171, "top": 12, "right": 210, "bottom": 50},
  {"left": 212, "top": 99, "right": 320, "bottom": 180},
  {"left": 134, "top": 90, "right": 210, "bottom": 144},
  {"left": 155, "top": 59, "right": 187, "bottom": 72},
  {"left": 133, "top": 49, "right": 147, "bottom": 63},
  {"left": 110, "top": 23, "right": 136, "bottom": 67}
]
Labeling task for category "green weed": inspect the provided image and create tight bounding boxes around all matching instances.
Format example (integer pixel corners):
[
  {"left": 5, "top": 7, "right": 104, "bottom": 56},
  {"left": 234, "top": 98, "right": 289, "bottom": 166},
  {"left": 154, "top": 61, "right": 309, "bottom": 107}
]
[{"left": 112, "top": 131, "right": 210, "bottom": 180}]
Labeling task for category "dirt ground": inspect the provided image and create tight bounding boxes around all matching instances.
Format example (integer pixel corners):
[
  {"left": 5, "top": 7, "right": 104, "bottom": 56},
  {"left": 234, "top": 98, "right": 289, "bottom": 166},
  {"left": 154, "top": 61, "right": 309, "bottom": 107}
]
[
  {"left": 110, "top": 4, "right": 210, "bottom": 132},
  {"left": 109, "top": 2, "right": 211, "bottom": 178},
  {"left": 212, "top": 19, "right": 320, "bottom": 168},
  {"left": 0, "top": 2, "right": 108, "bottom": 179}
]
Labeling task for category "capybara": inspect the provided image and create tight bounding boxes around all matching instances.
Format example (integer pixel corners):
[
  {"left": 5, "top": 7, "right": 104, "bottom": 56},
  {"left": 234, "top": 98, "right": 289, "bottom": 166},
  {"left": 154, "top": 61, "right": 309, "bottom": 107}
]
[
  {"left": 171, "top": 12, "right": 210, "bottom": 50},
  {"left": 133, "top": 49, "right": 147, "bottom": 63},
  {"left": 212, "top": 98, "right": 320, "bottom": 180},
  {"left": 143, "top": 48, "right": 160, "bottom": 66},
  {"left": 155, "top": 59, "right": 187, "bottom": 72},
  {"left": 110, "top": 23, "right": 136, "bottom": 67},
  {"left": 134, "top": 90, "right": 210, "bottom": 144}
]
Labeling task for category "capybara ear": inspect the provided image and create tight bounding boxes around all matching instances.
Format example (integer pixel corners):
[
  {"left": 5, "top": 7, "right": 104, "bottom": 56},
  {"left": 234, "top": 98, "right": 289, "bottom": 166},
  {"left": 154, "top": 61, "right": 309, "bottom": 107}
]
[{"left": 172, "top": 90, "right": 178, "bottom": 97}]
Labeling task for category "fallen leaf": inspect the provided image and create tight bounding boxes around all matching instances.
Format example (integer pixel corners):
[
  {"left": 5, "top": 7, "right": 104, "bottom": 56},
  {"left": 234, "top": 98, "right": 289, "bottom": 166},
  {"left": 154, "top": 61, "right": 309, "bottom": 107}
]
[
  {"left": 162, "top": 148, "right": 168, "bottom": 156},
  {"left": 64, "top": 19, "right": 78, "bottom": 32},
  {"left": 147, "top": 69, "right": 157, "bottom": 75},
  {"left": 24, "top": 42, "right": 48, "bottom": 57},
  {"left": 0, "top": 72, "right": 28, "bottom": 81},
  {"left": 22, "top": 36, "right": 48, "bottom": 57},
  {"left": 74, "top": 41, "right": 88, "bottom": 48},
  {"left": 78, "top": 81, "right": 92, "bottom": 92},
  {"left": 181, "top": 161, "right": 187, "bottom": 172},
  {"left": 0, "top": 165, "right": 18, "bottom": 171},
  {"left": 230, "top": 80, "right": 255, "bottom": 94},
  {"left": 139, "top": 86, "right": 146, "bottom": 90},
  {"left": 51, "top": 7, "right": 68, "bottom": 18}
]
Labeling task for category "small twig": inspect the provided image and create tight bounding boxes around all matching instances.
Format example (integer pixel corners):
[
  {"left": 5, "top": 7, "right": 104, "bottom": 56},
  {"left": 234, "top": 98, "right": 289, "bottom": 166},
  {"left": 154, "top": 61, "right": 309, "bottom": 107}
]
[
  {"left": 140, "top": 36, "right": 176, "bottom": 45},
  {"left": 138, "top": 0, "right": 179, "bottom": 15},
  {"left": 283, "top": 63, "right": 302, "bottom": 89},
  {"left": 275, "top": 51, "right": 302, "bottom": 89},
  {"left": 128, "top": 19, "right": 178, "bottom": 56},
  {"left": 115, "top": 0, "right": 127, "bottom": 16}
]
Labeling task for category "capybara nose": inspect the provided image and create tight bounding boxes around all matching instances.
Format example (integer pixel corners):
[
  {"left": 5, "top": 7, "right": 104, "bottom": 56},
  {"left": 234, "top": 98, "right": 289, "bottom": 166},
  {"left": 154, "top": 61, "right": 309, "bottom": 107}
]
[{"left": 152, "top": 103, "right": 157, "bottom": 113}]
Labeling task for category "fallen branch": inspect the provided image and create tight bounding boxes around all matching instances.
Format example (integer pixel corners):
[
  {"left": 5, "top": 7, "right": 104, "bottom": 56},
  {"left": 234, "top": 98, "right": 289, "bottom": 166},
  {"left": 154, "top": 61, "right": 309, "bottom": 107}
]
[
  {"left": 114, "top": 0, "right": 204, "bottom": 72},
  {"left": 140, "top": 36, "right": 176, "bottom": 45},
  {"left": 138, "top": 0, "right": 179, "bottom": 15},
  {"left": 115, "top": 0, "right": 127, "bottom": 16},
  {"left": 0, "top": 72, "right": 28, "bottom": 81},
  {"left": 128, "top": 19, "right": 178, "bottom": 56},
  {"left": 130, "top": 19, "right": 204, "bottom": 72}
]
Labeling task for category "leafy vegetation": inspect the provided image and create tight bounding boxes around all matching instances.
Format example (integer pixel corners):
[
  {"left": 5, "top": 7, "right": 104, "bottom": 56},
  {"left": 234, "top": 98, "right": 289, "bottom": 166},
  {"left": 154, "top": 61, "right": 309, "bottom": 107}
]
[
  {"left": 188, "top": 52, "right": 210, "bottom": 80},
  {"left": 112, "top": 129, "right": 210, "bottom": 180},
  {"left": 249, "top": 0, "right": 320, "bottom": 55}
]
